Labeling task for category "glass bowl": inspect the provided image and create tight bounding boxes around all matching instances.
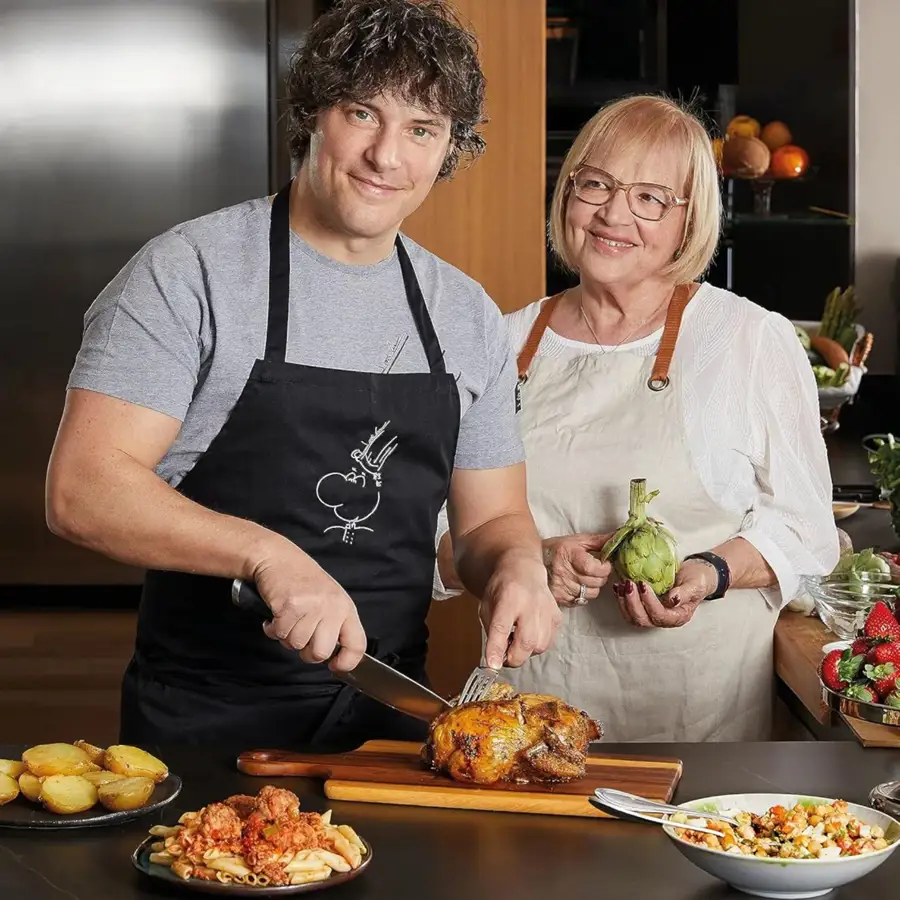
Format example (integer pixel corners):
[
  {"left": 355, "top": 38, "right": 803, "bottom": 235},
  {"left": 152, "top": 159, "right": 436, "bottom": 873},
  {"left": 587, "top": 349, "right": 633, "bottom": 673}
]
[{"left": 802, "top": 573, "right": 899, "bottom": 640}]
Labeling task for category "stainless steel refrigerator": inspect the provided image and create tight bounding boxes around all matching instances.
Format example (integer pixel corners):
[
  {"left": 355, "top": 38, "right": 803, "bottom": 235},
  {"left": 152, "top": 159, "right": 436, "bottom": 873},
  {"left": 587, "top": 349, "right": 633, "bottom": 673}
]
[{"left": 0, "top": 0, "right": 316, "bottom": 587}]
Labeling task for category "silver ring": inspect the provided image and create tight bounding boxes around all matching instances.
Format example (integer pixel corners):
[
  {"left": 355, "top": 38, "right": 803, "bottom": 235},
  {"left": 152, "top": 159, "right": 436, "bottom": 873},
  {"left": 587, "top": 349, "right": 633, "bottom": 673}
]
[{"left": 576, "top": 584, "right": 588, "bottom": 605}]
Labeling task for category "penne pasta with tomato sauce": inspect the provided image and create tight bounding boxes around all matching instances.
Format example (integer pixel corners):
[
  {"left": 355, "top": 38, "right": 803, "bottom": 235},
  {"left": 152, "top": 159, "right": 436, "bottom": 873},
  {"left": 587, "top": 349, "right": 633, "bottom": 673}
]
[{"left": 143, "top": 785, "right": 368, "bottom": 887}]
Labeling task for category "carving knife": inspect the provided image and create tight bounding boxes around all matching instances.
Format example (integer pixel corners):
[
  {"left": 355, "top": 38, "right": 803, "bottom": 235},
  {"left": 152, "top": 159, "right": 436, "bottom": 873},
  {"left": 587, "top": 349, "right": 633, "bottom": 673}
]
[{"left": 231, "top": 578, "right": 451, "bottom": 722}]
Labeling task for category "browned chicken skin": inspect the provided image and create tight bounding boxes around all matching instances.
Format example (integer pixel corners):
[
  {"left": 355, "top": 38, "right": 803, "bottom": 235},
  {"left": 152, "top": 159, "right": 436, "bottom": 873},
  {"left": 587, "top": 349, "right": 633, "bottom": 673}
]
[{"left": 422, "top": 682, "right": 602, "bottom": 785}]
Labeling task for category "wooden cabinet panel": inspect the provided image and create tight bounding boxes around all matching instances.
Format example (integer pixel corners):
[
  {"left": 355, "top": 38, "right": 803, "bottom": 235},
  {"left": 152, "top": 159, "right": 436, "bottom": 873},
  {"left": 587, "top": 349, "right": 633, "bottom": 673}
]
[
  {"left": 403, "top": 0, "right": 546, "bottom": 313},
  {"left": 413, "top": 1, "right": 547, "bottom": 697},
  {"left": 0, "top": 611, "right": 136, "bottom": 745}
]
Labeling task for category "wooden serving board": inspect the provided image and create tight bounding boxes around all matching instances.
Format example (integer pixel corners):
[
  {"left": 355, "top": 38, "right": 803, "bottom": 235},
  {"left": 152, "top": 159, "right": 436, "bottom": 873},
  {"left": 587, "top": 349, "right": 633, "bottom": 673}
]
[{"left": 236, "top": 740, "right": 683, "bottom": 818}]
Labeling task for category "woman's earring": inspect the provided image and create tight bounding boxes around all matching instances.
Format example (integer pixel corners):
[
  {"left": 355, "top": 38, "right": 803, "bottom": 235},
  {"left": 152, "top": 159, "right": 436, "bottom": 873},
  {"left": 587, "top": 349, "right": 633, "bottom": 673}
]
[{"left": 673, "top": 247, "right": 683, "bottom": 260}]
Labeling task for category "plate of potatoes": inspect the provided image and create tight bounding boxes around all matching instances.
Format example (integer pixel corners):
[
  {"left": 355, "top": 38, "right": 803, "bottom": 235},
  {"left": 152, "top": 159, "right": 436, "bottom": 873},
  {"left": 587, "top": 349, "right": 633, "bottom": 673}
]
[{"left": 0, "top": 741, "right": 181, "bottom": 828}]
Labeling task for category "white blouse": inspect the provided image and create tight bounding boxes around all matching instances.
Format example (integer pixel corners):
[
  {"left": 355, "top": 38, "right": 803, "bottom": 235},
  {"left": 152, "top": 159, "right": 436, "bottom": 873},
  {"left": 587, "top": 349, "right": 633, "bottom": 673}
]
[{"left": 434, "top": 282, "right": 840, "bottom": 608}]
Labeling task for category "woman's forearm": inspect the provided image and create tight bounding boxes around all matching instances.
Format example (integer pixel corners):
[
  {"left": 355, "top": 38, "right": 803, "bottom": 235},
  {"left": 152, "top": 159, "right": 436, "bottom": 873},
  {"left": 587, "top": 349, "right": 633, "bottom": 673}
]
[{"left": 711, "top": 536, "right": 777, "bottom": 590}]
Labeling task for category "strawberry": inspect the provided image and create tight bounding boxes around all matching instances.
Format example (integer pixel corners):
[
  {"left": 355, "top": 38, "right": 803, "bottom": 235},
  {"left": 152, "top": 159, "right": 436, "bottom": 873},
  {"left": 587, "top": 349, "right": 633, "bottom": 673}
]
[
  {"left": 843, "top": 683, "right": 878, "bottom": 703},
  {"left": 863, "top": 601, "right": 900, "bottom": 642},
  {"left": 884, "top": 690, "right": 900, "bottom": 709},
  {"left": 866, "top": 641, "right": 900, "bottom": 667},
  {"left": 864, "top": 662, "right": 899, "bottom": 699},
  {"left": 820, "top": 648, "right": 864, "bottom": 692},
  {"left": 851, "top": 637, "right": 871, "bottom": 657}
]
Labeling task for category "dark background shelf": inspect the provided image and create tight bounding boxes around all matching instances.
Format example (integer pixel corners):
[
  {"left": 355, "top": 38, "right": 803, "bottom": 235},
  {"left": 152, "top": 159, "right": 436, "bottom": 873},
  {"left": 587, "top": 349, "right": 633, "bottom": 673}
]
[{"left": 544, "top": 0, "right": 853, "bottom": 318}]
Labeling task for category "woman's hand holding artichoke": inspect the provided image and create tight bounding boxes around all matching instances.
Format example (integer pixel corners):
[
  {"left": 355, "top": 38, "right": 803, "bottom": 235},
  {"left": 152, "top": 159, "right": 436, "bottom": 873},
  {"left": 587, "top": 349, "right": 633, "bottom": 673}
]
[
  {"left": 613, "top": 559, "right": 719, "bottom": 628},
  {"left": 542, "top": 534, "right": 613, "bottom": 607}
]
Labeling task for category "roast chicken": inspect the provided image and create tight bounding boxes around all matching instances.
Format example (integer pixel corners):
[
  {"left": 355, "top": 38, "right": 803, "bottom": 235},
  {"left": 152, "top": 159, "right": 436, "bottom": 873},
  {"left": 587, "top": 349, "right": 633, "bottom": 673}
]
[{"left": 421, "top": 682, "right": 602, "bottom": 786}]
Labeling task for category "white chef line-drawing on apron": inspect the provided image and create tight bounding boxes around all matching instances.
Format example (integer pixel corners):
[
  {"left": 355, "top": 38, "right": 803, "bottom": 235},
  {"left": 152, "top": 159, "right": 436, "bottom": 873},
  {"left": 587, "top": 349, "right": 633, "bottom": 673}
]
[{"left": 315, "top": 421, "right": 399, "bottom": 544}]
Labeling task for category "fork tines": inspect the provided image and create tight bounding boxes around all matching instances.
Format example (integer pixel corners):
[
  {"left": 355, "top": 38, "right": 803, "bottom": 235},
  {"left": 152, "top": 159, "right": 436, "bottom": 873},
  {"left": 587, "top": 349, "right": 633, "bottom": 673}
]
[{"left": 457, "top": 667, "right": 498, "bottom": 705}]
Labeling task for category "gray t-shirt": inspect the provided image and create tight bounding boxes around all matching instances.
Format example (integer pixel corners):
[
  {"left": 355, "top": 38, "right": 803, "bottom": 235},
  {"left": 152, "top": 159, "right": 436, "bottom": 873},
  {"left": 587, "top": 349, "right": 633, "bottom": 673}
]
[{"left": 68, "top": 197, "right": 524, "bottom": 486}]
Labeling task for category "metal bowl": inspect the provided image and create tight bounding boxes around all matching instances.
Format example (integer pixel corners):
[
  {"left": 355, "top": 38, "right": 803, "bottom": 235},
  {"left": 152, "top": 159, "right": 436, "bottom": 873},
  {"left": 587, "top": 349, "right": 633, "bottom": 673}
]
[
  {"left": 821, "top": 681, "right": 900, "bottom": 728},
  {"left": 802, "top": 573, "right": 899, "bottom": 640}
]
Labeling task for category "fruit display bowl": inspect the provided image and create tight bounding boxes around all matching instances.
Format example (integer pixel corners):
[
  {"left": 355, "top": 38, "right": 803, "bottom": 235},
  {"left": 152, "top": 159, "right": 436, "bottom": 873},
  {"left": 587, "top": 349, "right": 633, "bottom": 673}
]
[{"left": 792, "top": 319, "right": 868, "bottom": 433}]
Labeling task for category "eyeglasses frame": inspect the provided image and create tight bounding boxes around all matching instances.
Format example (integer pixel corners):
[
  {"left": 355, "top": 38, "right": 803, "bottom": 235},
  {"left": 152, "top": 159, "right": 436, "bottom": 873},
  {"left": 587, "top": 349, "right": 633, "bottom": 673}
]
[{"left": 568, "top": 164, "right": 689, "bottom": 222}]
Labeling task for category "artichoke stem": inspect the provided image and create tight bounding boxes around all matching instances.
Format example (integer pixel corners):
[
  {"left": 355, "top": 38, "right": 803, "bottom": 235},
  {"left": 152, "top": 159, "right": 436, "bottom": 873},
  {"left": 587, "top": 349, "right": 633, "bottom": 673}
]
[{"left": 629, "top": 478, "right": 647, "bottom": 523}]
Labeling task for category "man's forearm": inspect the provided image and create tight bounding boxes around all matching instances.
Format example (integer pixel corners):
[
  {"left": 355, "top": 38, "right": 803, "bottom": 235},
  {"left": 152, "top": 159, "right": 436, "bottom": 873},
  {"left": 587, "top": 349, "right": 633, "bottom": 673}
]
[
  {"left": 47, "top": 452, "right": 290, "bottom": 580},
  {"left": 453, "top": 511, "right": 545, "bottom": 598}
]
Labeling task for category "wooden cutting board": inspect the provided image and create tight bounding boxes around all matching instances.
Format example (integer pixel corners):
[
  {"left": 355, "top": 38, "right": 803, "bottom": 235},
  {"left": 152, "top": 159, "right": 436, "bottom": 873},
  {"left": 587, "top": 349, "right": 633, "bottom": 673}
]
[
  {"left": 841, "top": 715, "right": 900, "bottom": 748},
  {"left": 236, "top": 740, "right": 683, "bottom": 818}
]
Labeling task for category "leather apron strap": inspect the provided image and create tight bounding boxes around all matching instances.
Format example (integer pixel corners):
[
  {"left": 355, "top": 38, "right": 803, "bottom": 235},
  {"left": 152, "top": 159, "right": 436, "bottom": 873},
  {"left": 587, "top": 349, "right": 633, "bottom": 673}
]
[
  {"left": 516, "top": 291, "right": 565, "bottom": 383},
  {"left": 516, "top": 283, "right": 695, "bottom": 391}
]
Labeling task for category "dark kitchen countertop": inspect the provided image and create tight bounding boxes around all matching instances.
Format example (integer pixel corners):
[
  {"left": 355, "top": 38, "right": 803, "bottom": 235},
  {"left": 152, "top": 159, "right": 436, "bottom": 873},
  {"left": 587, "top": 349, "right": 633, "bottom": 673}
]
[{"left": 1, "top": 742, "right": 899, "bottom": 899}]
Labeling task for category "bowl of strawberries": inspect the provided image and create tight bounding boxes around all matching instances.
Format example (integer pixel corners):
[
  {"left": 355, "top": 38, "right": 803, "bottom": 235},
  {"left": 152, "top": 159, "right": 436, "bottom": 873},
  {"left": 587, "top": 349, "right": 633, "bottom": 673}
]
[{"left": 819, "top": 601, "right": 900, "bottom": 726}]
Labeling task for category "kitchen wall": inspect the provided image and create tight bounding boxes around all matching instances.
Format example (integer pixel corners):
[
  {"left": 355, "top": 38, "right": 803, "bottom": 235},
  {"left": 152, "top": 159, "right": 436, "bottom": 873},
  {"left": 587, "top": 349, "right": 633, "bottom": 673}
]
[{"left": 854, "top": 0, "right": 900, "bottom": 374}]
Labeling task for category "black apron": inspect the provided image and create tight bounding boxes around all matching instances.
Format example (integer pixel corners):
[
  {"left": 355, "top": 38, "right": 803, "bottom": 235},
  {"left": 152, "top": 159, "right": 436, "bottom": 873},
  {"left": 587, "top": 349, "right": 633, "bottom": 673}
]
[{"left": 120, "top": 182, "right": 460, "bottom": 751}]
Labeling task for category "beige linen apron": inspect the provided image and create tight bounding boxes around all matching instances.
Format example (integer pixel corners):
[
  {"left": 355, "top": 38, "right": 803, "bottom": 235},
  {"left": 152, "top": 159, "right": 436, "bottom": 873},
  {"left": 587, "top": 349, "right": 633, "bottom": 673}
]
[{"left": 507, "top": 288, "right": 778, "bottom": 742}]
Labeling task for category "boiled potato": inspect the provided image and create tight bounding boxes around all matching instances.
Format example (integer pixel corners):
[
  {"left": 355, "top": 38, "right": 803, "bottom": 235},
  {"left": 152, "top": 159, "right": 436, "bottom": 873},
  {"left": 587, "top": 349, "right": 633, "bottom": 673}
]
[
  {"left": 82, "top": 770, "right": 127, "bottom": 787},
  {"left": 0, "top": 759, "right": 25, "bottom": 779},
  {"left": 103, "top": 745, "right": 168, "bottom": 783},
  {"left": 39, "top": 775, "right": 98, "bottom": 814},
  {"left": 0, "top": 773, "right": 19, "bottom": 806},
  {"left": 97, "top": 776, "right": 155, "bottom": 812},
  {"left": 73, "top": 740, "right": 106, "bottom": 767},
  {"left": 18, "top": 772, "right": 44, "bottom": 803},
  {"left": 22, "top": 743, "right": 98, "bottom": 777}
]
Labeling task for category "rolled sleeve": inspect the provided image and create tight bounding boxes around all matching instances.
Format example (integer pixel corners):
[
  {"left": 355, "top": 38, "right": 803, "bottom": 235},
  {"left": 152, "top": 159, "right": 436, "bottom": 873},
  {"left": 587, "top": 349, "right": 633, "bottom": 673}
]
[
  {"left": 431, "top": 503, "right": 463, "bottom": 601},
  {"left": 737, "top": 313, "right": 840, "bottom": 608}
]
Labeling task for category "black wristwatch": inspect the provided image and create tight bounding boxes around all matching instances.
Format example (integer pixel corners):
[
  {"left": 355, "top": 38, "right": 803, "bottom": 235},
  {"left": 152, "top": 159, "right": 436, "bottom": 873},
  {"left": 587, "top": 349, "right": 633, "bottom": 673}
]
[{"left": 683, "top": 551, "right": 731, "bottom": 600}]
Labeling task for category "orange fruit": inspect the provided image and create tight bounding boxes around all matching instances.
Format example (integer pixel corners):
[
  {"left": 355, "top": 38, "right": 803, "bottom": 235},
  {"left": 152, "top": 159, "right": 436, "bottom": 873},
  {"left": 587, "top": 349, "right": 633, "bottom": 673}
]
[
  {"left": 722, "top": 136, "right": 771, "bottom": 178},
  {"left": 711, "top": 137, "right": 724, "bottom": 170},
  {"left": 726, "top": 115, "right": 761, "bottom": 140},
  {"left": 760, "top": 121, "right": 793, "bottom": 151},
  {"left": 770, "top": 144, "right": 809, "bottom": 179}
]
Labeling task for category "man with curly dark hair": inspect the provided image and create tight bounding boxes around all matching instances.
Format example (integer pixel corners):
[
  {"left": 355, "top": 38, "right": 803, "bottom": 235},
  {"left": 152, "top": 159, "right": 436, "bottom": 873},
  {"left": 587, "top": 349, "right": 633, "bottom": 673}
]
[{"left": 49, "top": 0, "right": 560, "bottom": 749}]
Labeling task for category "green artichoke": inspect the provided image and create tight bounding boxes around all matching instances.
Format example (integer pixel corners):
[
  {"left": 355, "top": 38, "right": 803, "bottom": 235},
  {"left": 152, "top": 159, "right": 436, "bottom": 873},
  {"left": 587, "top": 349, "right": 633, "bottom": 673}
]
[{"left": 600, "top": 478, "right": 679, "bottom": 595}]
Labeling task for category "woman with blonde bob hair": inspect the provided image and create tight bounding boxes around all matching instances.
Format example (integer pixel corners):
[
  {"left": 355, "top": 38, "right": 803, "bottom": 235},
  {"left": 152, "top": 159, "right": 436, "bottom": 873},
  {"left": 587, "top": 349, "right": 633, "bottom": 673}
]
[{"left": 434, "top": 95, "right": 838, "bottom": 742}]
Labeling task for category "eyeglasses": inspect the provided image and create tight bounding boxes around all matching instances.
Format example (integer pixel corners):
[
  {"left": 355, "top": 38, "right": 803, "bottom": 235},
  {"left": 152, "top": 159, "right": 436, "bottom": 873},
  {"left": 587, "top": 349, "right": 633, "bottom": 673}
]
[{"left": 568, "top": 165, "right": 688, "bottom": 222}]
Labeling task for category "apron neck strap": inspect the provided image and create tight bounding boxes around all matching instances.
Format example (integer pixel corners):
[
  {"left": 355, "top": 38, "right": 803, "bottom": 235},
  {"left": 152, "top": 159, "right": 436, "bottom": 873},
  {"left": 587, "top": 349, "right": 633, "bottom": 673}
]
[
  {"left": 265, "top": 182, "right": 446, "bottom": 374},
  {"left": 396, "top": 237, "right": 446, "bottom": 375},
  {"left": 265, "top": 182, "right": 293, "bottom": 362},
  {"left": 647, "top": 282, "right": 692, "bottom": 391},
  {"left": 516, "top": 291, "right": 565, "bottom": 381},
  {"left": 516, "top": 283, "right": 695, "bottom": 388}
]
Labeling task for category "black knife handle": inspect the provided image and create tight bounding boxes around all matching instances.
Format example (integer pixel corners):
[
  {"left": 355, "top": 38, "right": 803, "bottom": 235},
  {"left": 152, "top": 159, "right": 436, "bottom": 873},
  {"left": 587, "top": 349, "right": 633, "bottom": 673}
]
[
  {"left": 232, "top": 579, "right": 350, "bottom": 661},
  {"left": 231, "top": 578, "right": 274, "bottom": 621}
]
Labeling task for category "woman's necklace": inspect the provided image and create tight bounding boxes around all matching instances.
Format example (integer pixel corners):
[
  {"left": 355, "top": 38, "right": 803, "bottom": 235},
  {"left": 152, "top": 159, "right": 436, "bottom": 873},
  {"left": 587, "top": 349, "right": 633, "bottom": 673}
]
[{"left": 578, "top": 291, "right": 670, "bottom": 354}]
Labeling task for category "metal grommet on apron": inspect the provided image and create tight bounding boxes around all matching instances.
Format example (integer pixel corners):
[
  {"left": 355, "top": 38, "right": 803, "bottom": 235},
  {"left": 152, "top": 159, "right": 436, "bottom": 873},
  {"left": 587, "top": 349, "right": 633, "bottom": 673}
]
[
  {"left": 121, "top": 180, "right": 461, "bottom": 750},
  {"left": 515, "top": 284, "right": 692, "bottom": 399}
]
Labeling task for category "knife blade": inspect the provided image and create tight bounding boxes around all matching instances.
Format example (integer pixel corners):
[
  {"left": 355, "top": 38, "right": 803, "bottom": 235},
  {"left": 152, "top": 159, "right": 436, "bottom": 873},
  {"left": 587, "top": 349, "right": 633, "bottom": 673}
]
[{"left": 231, "top": 578, "right": 451, "bottom": 722}]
